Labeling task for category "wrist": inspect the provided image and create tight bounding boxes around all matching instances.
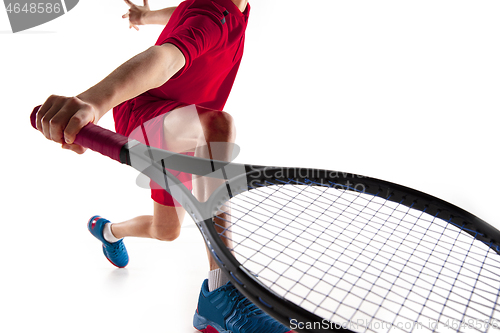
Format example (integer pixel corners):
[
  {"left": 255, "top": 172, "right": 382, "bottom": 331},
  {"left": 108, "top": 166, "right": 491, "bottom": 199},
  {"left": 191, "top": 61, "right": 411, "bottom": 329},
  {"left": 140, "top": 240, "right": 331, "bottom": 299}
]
[
  {"left": 146, "top": 7, "right": 176, "bottom": 25},
  {"left": 141, "top": 10, "right": 151, "bottom": 25},
  {"left": 76, "top": 90, "right": 111, "bottom": 122}
]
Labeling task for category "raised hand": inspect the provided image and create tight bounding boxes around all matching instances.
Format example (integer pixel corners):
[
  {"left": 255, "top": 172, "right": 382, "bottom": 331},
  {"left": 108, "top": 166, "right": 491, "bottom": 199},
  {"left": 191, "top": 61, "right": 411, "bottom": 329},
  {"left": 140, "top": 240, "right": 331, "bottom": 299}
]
[{"left": 122, "top": 0, "right": 150, "bottom": 31}]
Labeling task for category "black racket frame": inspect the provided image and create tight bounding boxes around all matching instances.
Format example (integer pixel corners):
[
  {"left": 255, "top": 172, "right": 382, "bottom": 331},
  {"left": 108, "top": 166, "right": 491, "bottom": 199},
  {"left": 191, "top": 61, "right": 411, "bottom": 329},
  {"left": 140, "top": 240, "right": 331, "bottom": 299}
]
[
  {"left": 121, "top": 142, "right": 500, "bottom": 333},
  {"left": 201, "top": 166, "right": 500, "bottom": 333}
]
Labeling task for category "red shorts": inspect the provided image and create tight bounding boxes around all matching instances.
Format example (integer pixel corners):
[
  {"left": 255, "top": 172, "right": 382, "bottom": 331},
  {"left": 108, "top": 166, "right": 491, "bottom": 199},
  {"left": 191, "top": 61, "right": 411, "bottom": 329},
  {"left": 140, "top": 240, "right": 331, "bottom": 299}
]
[{"left": 113, "top": 93, "right": 193, "bottom": 207}]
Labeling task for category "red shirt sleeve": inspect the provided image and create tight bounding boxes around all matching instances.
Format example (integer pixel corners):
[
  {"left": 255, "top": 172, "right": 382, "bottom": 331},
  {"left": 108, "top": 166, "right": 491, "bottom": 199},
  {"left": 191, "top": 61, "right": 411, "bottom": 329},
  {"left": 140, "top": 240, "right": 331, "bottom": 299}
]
[{"left": 157, "top": 7, "right": 225, "bottom": 77}]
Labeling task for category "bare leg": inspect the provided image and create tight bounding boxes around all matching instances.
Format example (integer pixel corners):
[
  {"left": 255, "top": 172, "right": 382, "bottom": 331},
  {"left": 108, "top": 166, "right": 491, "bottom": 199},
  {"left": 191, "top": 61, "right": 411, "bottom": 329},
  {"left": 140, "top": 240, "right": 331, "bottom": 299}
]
[
  {"left": 111, "top": 204, "right": 186, "bottom": 241},
  {"left": 108, "top": 106, "right": 235, "bottom": 271},
  {"left": 108, "top": 106, "right": 205, "bottom": 243},
  {"left": 192, "top": 135, "right": 235, "bottom": 271},
  {"left": 163, "top": 106, "right": 236, "bottom": 270}
]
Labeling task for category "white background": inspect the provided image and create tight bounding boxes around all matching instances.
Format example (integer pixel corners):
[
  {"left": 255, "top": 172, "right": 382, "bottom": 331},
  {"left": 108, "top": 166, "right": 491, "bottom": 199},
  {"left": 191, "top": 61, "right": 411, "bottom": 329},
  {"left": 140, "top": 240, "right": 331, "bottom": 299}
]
[{"left": 1, "top": 1, "right": 499, "bottom": 332}]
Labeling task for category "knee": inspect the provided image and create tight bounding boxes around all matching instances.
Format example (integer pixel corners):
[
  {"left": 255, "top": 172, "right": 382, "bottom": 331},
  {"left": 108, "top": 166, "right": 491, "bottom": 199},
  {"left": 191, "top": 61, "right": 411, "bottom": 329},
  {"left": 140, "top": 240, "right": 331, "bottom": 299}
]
[
  {"left": 151, "top": 221, "right": 181, "bottom": 242},
  {"left": 201, "top": 111, "right": 236, "bottom": 143}
]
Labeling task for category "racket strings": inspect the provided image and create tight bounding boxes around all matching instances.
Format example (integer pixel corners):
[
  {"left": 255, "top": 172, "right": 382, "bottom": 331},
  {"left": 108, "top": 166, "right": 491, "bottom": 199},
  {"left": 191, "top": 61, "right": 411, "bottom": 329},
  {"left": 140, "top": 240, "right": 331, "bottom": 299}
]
[
  {"left": 406, "top": 217, "right": 473, "bottom": 330},
  {"left": 217, "top": 188, "right": 494, "bottom": 327},
  {"left": 309, "top": 186, "right": 409, "bottom": 327},
  {"left": 219, "top": 183, "right": 495, "bottom": 284},
  {"left": 248, "top": 180, "right": 468, "bottom": 257},
  {"left": 212, "top": 179, "right": 500, "bottom": 332},
  {"left": 238, "top": 183, "right": 498, "bottom": 278},
  {"left": 215, "top": 208, "right": 488, "bottom": 298},
  {"left": 338, "top": 194, "right": 432, "bottom": 328},
  {"left": 435, "top": 236, "right": 485, "bottom": 328}
]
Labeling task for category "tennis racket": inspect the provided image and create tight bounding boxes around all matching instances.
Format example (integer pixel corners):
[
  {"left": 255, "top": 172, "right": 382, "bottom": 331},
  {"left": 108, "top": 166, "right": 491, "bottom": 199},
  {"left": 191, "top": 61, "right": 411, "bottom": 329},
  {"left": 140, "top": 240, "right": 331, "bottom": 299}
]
[{"left": 30, "top": 106, "right": 500, "bottom": 333}]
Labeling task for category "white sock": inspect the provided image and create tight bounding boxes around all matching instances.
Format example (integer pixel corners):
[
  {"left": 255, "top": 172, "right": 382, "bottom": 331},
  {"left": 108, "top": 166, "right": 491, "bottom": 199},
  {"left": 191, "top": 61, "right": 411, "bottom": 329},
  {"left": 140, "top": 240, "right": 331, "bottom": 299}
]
[
  {"left": 103, "top": 223, "right": 122, "bottom": 243},
  {"left": 208, "top": 268, "right": 230, "bottom": 292}
]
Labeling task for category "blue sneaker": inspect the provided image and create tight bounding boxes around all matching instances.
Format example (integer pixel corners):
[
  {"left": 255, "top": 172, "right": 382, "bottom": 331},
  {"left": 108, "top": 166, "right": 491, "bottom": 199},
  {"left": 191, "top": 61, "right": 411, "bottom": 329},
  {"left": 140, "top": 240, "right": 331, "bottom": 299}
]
[
  {"left": 193, "top": 279, "right": 292, "bottom": 333},
  {"left": 87, "top": 216, "right": 129, "bottom": 268}
]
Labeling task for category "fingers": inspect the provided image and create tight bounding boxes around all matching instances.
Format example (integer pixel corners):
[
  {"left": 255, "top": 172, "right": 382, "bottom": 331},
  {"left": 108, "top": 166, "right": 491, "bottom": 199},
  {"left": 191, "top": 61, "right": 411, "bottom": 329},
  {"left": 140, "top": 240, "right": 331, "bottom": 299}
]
[
  {"left": 64, "top": 106, "right": 94, "bottom": 144},
  {"left": 122, "top": 0, "right": 148, "bottom": 28},
  {"left": 133, "top": 24, "right": 139, "bottom": 31},
  {"left": 49, "top": 98, "right": 90, "bottom": 143},
  {"left": 123, "top": 0, "right": 134, "bottom": 8},
  {"left": 124, "top": 9, "right": 140, "bottom": 29},
  {"left": 128, "top": 21, "right": 139, "bottom": 30},
  {"left": 36, "top": 95, "right": 57, "bottom": 132},
  {"left": 36, "top": 96, "right": 95, "bottom": 146},
  {"left": 38, "top": 95, "right": 67, "bottom": 141},
  {"left": 46, "top": 105, "right": 68, "bottom": 143},
  {"left": 62, "top": 143, "right": 87, "bottom": 154}
]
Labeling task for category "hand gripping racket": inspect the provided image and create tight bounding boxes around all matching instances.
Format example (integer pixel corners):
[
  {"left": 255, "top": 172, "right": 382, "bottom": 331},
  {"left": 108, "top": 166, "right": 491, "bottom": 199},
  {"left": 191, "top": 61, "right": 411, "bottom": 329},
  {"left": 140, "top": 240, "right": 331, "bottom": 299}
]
[{"left": 31, "top": 106, "right": 500, "bottom": 333}]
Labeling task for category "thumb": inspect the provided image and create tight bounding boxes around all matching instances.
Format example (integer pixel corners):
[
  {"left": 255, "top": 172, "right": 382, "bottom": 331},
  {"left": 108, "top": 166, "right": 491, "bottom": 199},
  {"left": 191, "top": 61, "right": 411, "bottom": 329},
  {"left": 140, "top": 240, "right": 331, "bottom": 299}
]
[
  {"left": 143, "top": 0, "right": 149, "bottom": 7},
  {"left": 63, "top": 110, "right": 95, "bottom": 145},
  {"left": 62, "top": 143, "right": 87, "bottom": 154}
]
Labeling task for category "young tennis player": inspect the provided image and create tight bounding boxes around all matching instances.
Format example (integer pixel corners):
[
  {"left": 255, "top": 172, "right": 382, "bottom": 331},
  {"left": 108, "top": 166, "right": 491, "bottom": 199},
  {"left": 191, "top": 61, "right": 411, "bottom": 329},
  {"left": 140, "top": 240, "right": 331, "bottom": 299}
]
[{"left": 35, "top": 0, "right": 291, "bottom": 332}]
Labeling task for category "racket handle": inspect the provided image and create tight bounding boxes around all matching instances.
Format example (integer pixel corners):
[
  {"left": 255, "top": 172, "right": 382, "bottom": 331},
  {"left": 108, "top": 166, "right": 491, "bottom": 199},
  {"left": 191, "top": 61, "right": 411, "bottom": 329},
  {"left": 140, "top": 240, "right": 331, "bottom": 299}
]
[{"left": 31, "top": 105, "right": 129, "bottom": 164}]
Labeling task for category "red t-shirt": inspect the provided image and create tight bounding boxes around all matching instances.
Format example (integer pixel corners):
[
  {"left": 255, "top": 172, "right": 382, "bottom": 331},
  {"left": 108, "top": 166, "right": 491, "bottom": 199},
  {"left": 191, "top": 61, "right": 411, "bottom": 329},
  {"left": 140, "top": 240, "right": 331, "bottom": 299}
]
[
  {"left": 114, "top": 0, "right": 250, "bottom": 137},
  {"left": 113, "top": 0, "right": 250, "bottom": 206},
  {"left": 153, "top": 0, "right": 250, "bottom": 109}
]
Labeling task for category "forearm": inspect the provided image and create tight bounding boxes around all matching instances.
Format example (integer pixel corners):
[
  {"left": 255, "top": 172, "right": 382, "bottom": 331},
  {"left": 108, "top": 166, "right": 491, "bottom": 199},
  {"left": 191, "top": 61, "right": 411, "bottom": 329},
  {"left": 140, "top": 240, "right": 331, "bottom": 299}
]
[
  {"left": 77, "top": 44, "right": 184, "bottom": 120},
  {"left": 143, "top": 6, "right": 176, "bottom": 25}
]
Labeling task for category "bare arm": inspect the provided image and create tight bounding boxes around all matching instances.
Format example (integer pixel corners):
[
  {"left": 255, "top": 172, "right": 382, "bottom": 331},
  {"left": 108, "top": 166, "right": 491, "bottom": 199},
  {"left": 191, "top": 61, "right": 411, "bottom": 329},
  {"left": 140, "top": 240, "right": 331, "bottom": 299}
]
[
  {"left": 78, "top": 44, "right": 184, "bottom": 118},
  {"left": 123, "top": 0, "right": 177, "bottom": 30},
  {"left": 36, "top": 43, "right": 185, "bottom": 153},
  {"left": 142, "top": 7, "right": 177, "bottom": 25}
]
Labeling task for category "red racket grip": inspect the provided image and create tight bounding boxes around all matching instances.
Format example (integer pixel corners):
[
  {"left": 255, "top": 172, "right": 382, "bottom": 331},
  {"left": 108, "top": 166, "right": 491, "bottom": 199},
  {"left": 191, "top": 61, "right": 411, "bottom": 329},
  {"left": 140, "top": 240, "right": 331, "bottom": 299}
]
[{"left": 31, "top": 105, "right": 129, "bottom": 163}]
